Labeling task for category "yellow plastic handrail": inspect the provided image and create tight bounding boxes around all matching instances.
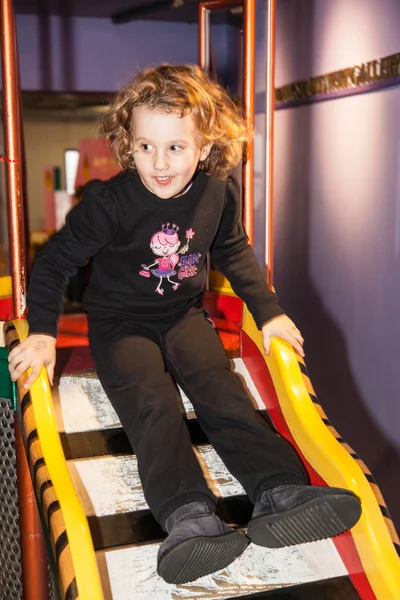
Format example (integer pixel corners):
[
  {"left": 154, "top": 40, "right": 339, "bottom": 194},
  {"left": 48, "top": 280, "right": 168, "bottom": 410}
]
[{"left": 12, "top": 319, "right": 104, "bottom": 600}]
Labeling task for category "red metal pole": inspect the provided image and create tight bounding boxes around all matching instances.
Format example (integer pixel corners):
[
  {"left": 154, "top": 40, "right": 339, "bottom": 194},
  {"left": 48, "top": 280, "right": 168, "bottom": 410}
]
[
  {"left": 198, "top": 0, "right": 255, "bottom": 245},
  {"left": 265, "top": 0, "right": 276, "bottom": 288},
  {"left": 1, "top": 0, "right": 26, "bottom": 318},
  {"left": 14, "top": 25, "right": 31, "bottom": 275},
  {"left": 242, "top": 0, "right": 255, "bottom": 245},
  {"left": 15, "top": 418, "right": 49, "bottom": 600},
  {"left": 1, "top": 1, "right": 49, "bottom": 598},
  {"left": 198, "top": 4, "right": 208, "bottom": 71}
]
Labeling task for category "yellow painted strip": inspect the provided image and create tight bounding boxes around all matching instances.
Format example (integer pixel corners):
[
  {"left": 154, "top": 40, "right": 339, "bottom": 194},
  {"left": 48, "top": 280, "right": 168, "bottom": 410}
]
[
  {"left": 325, "top": 424, "right": 341, "bottom": 439},
  {"left": 354, "top": 458, "right": 372, "bottom": 475},
  {"left": 369, "top": 483, "right": 386, "bottom": 509},
  {"left": 48, "top": 509, "right": 67, "bottom": 549},
  {"left": 58, "top": 545, "right": 76, "bottom": 597},
  {"left": 340, "top": 442, "right": 357, "bottom": 456},
  {"left": 242, "top": 307, "right": 400, "bottom": 600},
  {"left": 313, "top": 403, "right": 327, "bottom": 420},
  {"left": 42, "top": 487, "right": 59, "bottom": 526},
  {"left": 0, "top": 275, "right": 12, "bottom": 297},
  {"left": 301, "top": 374, "right": 316, "bottom": 397},
  {"left": 296, "top": 355, "right": 306, "bottom": 367},
  {"left": 13, "top": 319, "right": 104, "bottom": 600},
  {"left": 384, "top": 517, "right": 400, "bottom": 546}
]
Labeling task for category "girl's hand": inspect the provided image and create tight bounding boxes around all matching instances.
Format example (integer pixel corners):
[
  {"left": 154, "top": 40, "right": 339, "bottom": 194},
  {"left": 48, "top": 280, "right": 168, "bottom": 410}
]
[
  {"left": 262, "top": 315, "right": 304, "bottom": 357},
  {"left": 8, "top": 334, "right": 57, "bottom": 389}
]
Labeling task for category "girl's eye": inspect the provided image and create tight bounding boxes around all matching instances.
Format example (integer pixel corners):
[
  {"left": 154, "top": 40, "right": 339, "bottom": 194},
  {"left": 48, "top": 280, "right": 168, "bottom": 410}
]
[
  {"left": 170, "top": 145, "right": 183, "bottom": 152},
  {"left": 141, "top": 143, "right": 153, "bottom": 151}
]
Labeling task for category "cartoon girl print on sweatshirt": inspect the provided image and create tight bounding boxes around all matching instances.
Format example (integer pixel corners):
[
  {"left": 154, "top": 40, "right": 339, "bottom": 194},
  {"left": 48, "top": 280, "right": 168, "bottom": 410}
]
[{"left": 139, "top": 224, "right": 200, "bottom": 295}]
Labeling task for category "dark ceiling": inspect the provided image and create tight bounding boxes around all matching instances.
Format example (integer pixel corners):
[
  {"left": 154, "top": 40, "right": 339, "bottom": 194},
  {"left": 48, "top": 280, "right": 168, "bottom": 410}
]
[
  {"left": 13, "top": 0, "right": 242, "bottom": 25},
  {"left": 21, "top": 91, "right": 112, "bottom": 121}
]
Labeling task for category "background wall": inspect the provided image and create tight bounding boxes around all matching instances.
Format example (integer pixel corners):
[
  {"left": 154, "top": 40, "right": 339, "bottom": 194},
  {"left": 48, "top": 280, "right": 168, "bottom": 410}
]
[
  {"left": 16, "top": 15, "right": 236, "bottom": 92},
  {"left": 270, "top": 0, "right": 400, "bottom": 526},
  {"left": 14, "top": 15, "right": 238, "bottom": 231},
  {"left": 23, "top": 119, "right": 98, "bottom": 230}
]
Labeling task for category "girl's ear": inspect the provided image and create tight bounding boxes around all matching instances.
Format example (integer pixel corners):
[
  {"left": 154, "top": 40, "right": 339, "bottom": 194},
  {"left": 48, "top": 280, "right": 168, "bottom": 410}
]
[{"left": 200, "top": 142, "right": 213, "bottom": 162}]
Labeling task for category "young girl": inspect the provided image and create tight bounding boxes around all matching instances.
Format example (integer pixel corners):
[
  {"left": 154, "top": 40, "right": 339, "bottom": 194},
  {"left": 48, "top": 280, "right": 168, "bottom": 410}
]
[{"left": 8, "top": 64, "right": 361, "bottom": 585}]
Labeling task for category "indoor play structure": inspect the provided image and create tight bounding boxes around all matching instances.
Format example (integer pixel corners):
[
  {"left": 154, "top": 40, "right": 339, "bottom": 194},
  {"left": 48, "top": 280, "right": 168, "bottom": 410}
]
[{"left": 1, "top": 0, "right": 400, "bottom": 599}]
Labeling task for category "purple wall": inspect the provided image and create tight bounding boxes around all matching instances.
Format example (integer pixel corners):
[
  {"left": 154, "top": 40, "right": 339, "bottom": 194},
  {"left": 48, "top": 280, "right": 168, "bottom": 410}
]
[
  {"left": 16, "top": 14, "right": 236, "bottom": 91},
  {"left": 269, "top": 0, "right": 400, "bottom": 526}
]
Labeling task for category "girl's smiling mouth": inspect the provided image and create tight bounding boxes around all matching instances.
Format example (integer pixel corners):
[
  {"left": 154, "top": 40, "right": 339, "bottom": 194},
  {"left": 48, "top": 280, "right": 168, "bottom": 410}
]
[{"left": 153, "top": 176, "right": 173, "bottom": 185}]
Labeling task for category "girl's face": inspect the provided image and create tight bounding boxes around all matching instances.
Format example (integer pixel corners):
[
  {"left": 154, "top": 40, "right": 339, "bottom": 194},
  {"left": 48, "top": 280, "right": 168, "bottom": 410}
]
[
  {"left": 132, "top": 107, "right": 212, "bottom": 199},
  {"left": 150, "top": 239, "right": 180, "bottom": 257}
]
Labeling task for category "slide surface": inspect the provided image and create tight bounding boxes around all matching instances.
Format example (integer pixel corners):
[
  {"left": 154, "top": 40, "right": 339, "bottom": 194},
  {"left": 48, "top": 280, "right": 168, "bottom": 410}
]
[{"left": 2, "top": 290, "right": 400, "bottom": 599}]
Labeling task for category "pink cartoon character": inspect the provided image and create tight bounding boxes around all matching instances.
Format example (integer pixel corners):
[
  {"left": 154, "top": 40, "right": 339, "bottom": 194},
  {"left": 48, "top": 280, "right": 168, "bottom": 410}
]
[{"left": 140, "top": 224, "right": 194, "bottom": 295}]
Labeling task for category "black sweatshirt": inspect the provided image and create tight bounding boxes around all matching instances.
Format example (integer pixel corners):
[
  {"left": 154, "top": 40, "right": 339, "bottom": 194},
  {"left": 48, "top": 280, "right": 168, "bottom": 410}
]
[{"left": 27, "top": 169, "right": 284, "bottom": 338}]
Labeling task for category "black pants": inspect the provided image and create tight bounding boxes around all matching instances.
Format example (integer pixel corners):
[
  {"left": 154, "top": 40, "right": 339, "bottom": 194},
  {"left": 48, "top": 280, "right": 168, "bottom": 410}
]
[{"left": 89, "top": 308, "right": 307, "bottom": 526}]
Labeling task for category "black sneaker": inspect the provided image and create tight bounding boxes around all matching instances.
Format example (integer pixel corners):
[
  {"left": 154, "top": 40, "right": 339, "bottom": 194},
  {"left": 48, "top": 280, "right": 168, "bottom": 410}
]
[
  {"left": 247, "top": 484, "right": 362, "bottom": 548},
  {"left": 157, "top": 501, "right": 249, "bottom": 584}
]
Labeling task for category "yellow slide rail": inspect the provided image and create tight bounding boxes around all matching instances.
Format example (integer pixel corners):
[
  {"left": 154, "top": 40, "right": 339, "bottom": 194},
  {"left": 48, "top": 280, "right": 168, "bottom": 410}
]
[
  {"left": 4, "top": 319, "right": 104, "bottom": 600},
  {"left": 242, "top": 306, "right": 400, "bottom": 600}
]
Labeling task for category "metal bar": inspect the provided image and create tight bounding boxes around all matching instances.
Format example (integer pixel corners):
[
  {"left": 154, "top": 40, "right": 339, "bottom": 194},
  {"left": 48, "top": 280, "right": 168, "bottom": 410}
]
[
  {"left": 1, "top": 1, "right": 48, "bottom": 597},
  {"left": 199, "top": 0, "right": 241, "bottom": 9},
  {"left": 264, "top": 0, "right": 276, "bottom": 287},
  {"left": 198, "top": 0, "right": 255, "bottom": 245},
  {"left": 209, "top": 33, "right": 217, "bottom": 80},
  {"left": 1, "top": 0, "right": 26, "bottom": 318},
  {"left": 198, "top": 4, "right": 210, "bottom": 71},
  {"left": 14, "top": 27, "right": 31, "bottom": 276},
  {"left": 198, "top": 10, "right": 216, "bottom": 78},
  {"left": 242, "top": 0, "right": 255, "bottom": 244},
  {"left": 15, "top": 416, "right": 49, "bottom": 600},
  {"left": 12, "top": 13, "right": 31, "bottom": 276}
]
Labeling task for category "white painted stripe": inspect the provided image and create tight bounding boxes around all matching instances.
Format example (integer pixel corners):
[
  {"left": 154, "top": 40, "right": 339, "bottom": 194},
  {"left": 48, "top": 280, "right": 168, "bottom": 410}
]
[
  {"left": 56, "top": 359, "right": 265, "bottom": 433},
  {"left": 54, "top": 374, "right": 120, "bottom": 433},
  {"left": 232, "top": 358, "right": 264, "bottom": 410},
  {"left": 67, "top": 447, "right": 245, "bottom": 517},
  {"left": 97, "top": 539, "right": 348, "bottom": 600}
]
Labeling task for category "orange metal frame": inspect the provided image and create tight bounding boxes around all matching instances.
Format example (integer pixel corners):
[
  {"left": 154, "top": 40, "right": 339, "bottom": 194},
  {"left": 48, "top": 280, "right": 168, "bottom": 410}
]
[
  {"left": 1, "top": 0, "right": 49, "bottom": 598},
  {"left": 198, "top": 0, "right": 255, "bottom": 247},
  {"left": 1, "top": 0, "right": 26, "bottom": 318},
  {"left": 198, "top": 0, "right": 276, "bottom": 288},
  {"left": 264, "top": 0, "right": 276, "bottom": 288}
]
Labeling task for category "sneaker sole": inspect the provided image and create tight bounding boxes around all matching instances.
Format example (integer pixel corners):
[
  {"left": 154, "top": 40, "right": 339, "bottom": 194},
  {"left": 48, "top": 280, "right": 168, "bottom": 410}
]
[
  {"left": 247, "top": 493, "right": 362, "bottom": 548},
  {"left": 158, "top": 531, "right": 249, "bottom": 584}
]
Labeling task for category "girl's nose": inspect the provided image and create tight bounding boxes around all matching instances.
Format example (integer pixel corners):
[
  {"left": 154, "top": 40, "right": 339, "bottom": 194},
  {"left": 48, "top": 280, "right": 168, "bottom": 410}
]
[{"left": 154, "top": 151, "right": 169, "bottom": 171}]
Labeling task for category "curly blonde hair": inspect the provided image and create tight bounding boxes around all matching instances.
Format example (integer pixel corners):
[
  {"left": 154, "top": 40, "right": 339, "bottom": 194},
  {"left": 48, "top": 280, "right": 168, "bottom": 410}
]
[{"left": 99, "top": 64, "right": 253, "bottom": 179}]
